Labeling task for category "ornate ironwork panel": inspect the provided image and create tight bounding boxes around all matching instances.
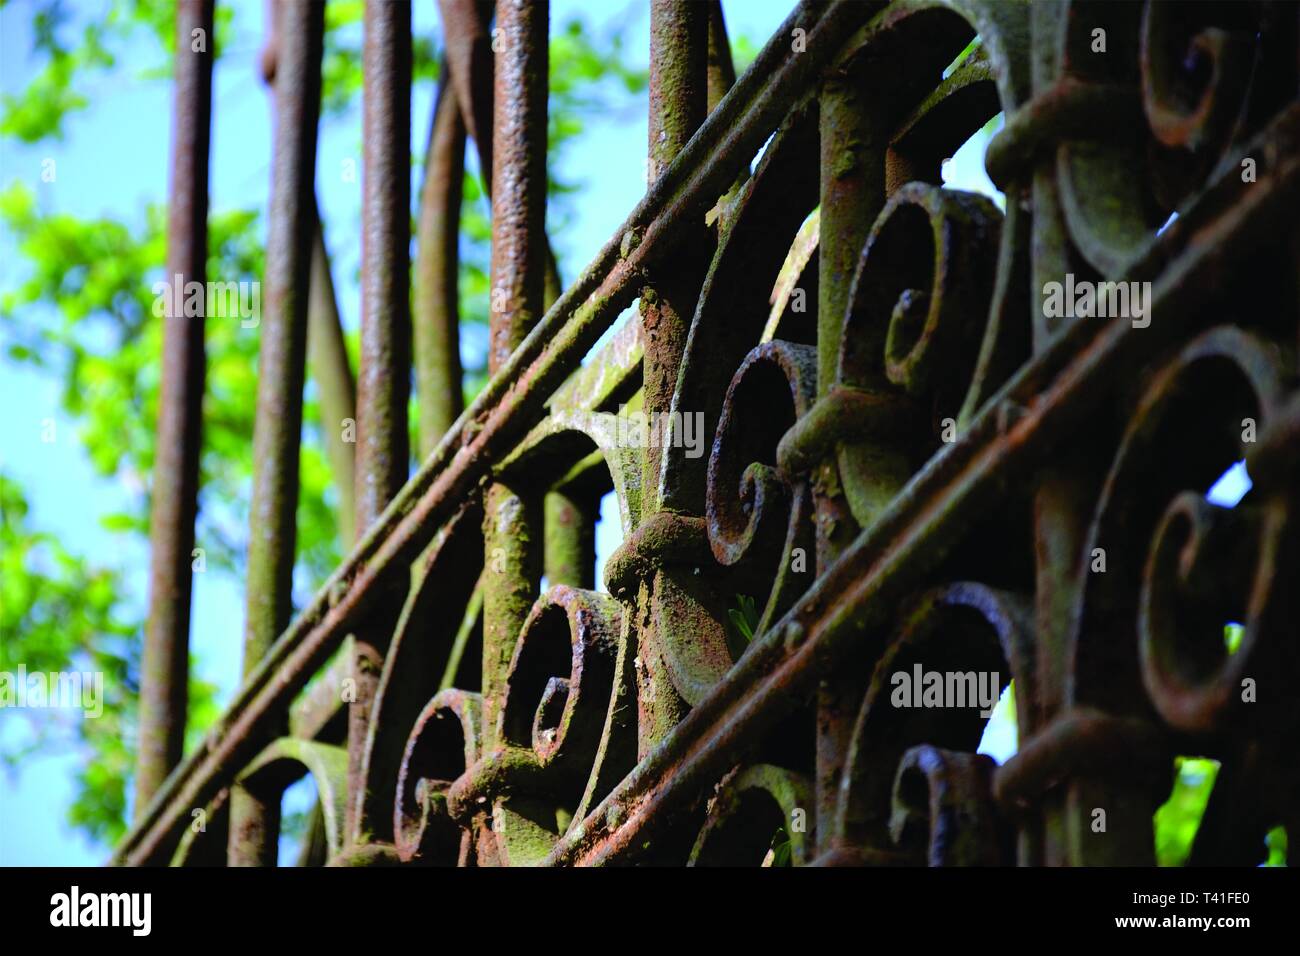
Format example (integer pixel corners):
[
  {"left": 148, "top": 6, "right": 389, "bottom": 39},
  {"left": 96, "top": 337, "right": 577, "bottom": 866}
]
[{"left": 120, "top": 0, "right": 1300, "bottom": 868}]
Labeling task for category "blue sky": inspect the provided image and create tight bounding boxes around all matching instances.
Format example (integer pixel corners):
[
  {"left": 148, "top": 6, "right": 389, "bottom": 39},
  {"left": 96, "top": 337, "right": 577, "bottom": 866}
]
[{"left": 0, "top": 0, "right": 1076, "bottom": 866}]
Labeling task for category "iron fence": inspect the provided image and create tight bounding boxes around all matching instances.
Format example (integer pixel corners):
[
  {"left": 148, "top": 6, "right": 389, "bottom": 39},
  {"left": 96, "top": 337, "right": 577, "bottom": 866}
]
[{"left": 118, "top": 0, "right": 1300, "bottom": 867}]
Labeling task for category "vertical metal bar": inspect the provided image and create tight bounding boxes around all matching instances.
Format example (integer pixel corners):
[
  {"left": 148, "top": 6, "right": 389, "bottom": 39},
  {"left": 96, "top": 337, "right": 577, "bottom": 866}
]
[
  {"left": 633, "top": 0, "right": 709, "bottom": 760},
  {"left": 544, "top": 488, "right": 597, "bottom": 589},
  {"left": 486, "top": 0, "right": 548, "bottom": 373},
  {"left": 481, "top": 0, "right": 549, "bottom": 750},
  {"left": 705, "top": 0, "right": 735, "bottom": 113},
  {"left": 641, "top": 0, "right": 708, "bottom": 501},
  {"left": 415, "top": 71, "right": 467, "bottom": 457},
  {"left": 136, "top": 0, "right": 215, "bottom": 817},
  {"left": 262, "top": 0, "right": 355, "bottom": 550},
  {"left": 481, "top": 483, "right": 540, "bottom": 749},
  {"left": 439, "top": 0, "right": 563, "bottom": 307},
  {"left": 228, "top": 0, "right": 324, "bottom": 866},
  {"left": 811, "top": 53, "right": 888, "bottom": 858},
  {"left": 355, "top": 0, "right": 413, "bottom": 528},
  {"left": 705, "top": 3, "right": 747, "bottom": 217},
  {"left": 1022, "top": 0, "right": 1123, "bottom": 867},
  {"left": 346, "top": 0, "right": 412, "bottom": 846},
  {"left": 437, "top": 0, "right": 495, "bottom": 185},
  {"left": 307, "top": 212, "right": 357, "bottom": 545},
  {"left": 258, "top": 8, "right": 354, "bottom": 860}
]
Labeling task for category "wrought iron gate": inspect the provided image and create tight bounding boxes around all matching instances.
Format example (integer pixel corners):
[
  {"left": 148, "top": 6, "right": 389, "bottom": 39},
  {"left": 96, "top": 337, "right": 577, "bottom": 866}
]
[{"left": 117, "top": 0, "right": 1300, "bottom": 867}]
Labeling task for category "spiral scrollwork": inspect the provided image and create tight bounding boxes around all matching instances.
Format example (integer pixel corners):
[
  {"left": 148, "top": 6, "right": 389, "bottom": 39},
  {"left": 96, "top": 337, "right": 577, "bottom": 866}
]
[{"left": 706, "top": 341, "right": 819, "bottom": 638}]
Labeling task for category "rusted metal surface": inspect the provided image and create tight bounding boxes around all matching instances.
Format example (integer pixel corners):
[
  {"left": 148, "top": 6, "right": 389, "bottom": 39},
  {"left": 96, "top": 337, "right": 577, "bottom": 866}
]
[
  {"left": 354, "top": 0, "right": 413, "bottom": 532},
  {"left": 439, "top": 0, "right": 563, "bottom": 305},
  {"left": 227, "top": 0, "right": 324, "bottom": 867},
  {"left": 642, "top": 0, "right": 709, "bottom": 501},
  {"left": 809, "top": 18, "right": 880, "bottom": 858},
  {"left": 240, "top": 0, "right": 323, "bottom": 669},
  {"left": 415, "top": 70, "right": 467, "bottom": 456},
  {"left": 705, "top": 0, "right": 736, "bottom": 113},
  {"left": 121, "top": 0, "right": 1300, "bottom": 869},
  {"left": 486, "top": 0, "right": 549, "bottom": 374},
  {"left": 136, "top": 0, "right": 215, "bottom": 816},
  {"left": 630, "top": 0, "right": 711, "bottom": 769},
  {"left": 307, "top": 211, "right": 357, "bottom": 547},
  {"left": 478, "top": 1, "right": 550, "bottom": 867},
  {"left": 347, "top": 0, "right": 414, "bottom": 850},
  {"left": 437, "top": 0, "right": 495, "bottom": 187},
  {"left": 263, "top": 0, "right": 356, "bottom": 547}
]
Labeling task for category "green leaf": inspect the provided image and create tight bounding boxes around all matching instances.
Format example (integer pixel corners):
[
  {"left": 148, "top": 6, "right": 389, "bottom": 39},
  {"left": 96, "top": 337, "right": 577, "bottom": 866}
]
[
  {"left": 99, "top": 511, "right": 141, "bottom": 533},
  {"left": 728, "top": 608, "right": 751, "bottom": 641},
  {"left": 1153, "top": 757, "right": 1219, "bottom": 866}
]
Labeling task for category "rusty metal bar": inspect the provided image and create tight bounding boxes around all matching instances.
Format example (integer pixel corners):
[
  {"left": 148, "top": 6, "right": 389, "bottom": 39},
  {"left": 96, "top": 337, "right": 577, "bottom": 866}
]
[
  {"left": 260, "top": 0, "right": 355, "bottom": 547},
  {"left": 544, "top": 489, "right": 597, "bottom": 589},
  {"left": 115, "top": 0, "right": 869, "bottom": 865},
  {"left": 705, "top": 0, "right": 735, "bottom": 113},
  {"left": 227, "top": 0, "right": 324, "bottom": 866},
  {"left": 438, "top": 0, "right": 563, "bottom": 309},
  {"left": 346, "top": 0, "right": 413, "bottom": 847},
  {"left": 307, "top": 210, "right": 357, "bottom": 546},
  {"left": 633, "top": 0, "right": 710, "bottom": 760},
  {"left": 437, "top": 0, "right": 494, "bottom": 184},
  {"left": 135, "top": 0, "right": 215, "bottom": 816},
  {"left": 485, "top": 0, "right": 548, "bottom": 376},
  {"left": 641, "top": 0, "right": 708, "bottom": 503},
  {"left": 354, "top": 1, "right": 413, "bottom": 531},
  {"left": 256, "top": 20, "right": 356, "bottom": 867},
  {"left": 1025, "top": 0, "right": 1097, "bottom": 868},
  {"left": 481, "top": 0, "right": 549, "bottom": 750},
  {"left": 810, "top": 41, "right": 887, "bottom": 859},
  {"left": 441, "top": 0, "right": 562, "bottom": 304},
  {"left": 415, "top": 71, "right": 466, "bottom": 456}
]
